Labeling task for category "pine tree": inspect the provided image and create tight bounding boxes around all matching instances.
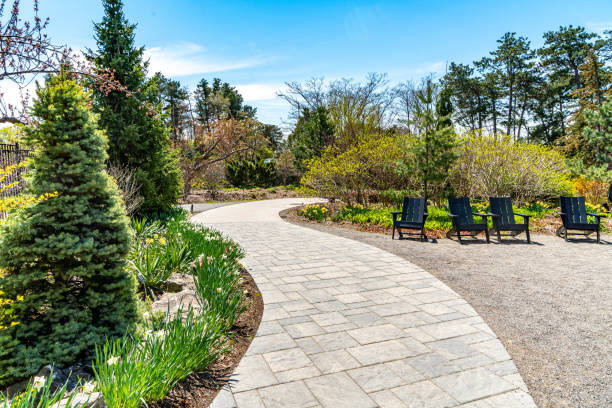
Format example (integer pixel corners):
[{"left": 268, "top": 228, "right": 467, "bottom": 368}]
[
  {"left": 565, "top": 46, "right": 612, "bottom": 163},
  {"left": 88, "top": 0, "right": 181, "bottom": 214},
  {"left": 0, "top": 74, "right": 138, "bottom": 385},
  {"left": 398, "top": 80, "right": 459, "bottom": 201},
  {"left": 583, "top": 100, "right": 612, "bottom": 169}
]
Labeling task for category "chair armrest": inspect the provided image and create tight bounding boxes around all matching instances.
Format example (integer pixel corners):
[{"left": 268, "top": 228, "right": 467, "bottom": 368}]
[
  {"left": 391, "top": 212, "right": 401, "bottom": 222},
  {"left": 448, "top": 213, "right": 458, "bottom": 218},
  {"left": 423, "top": 212, "right": 428, "bottom": 216},
  {"left": 514, "top": 212, "right": 531, "bottom": 218},
  {"left": 473, "top": 212, "right": 489, "bottom": 218},
  {"left": 486, "top": 212, "right": 499, "bottom": 217},
  {"left": 390, "top": 212, "right": 402, "bottom": 215},
  {"left": 586, "top": 212, "right": 605, "bottom": 218}
]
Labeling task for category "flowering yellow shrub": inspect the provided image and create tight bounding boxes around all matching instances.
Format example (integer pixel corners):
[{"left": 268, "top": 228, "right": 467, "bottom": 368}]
[
  {"left": 452, "top": 134, "right": 573, "bottom": 201},
  {"left": 298, "top": 204, "right": 329, "bottom": 221},
  {"left": 0, "top": 268, "right": 22, "bottom": 331},
  {"left": 301, "top": 134, "right": 404, "bottom": 203},
  {"left": 0, "top": 162, "right": 58, "bottom": 216},
  {"left": 1, "top": 162, "right": 58, "bottom": 331},
  {"left": 571, "top": 176, "right": 609, "bottom": 205}
]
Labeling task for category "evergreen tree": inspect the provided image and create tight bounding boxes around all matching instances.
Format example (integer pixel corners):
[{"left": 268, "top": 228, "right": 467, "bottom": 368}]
[
  {"left": 287, "top": 106, "right": 334, "bottom": 171},
  {"left": 0, "top": 74, "right": 137, "bottom": 385},
  {"left": 194, "top": 78, "right": 256, "bottom": 130},
  {"left": 436, "top": 87, "right": 454, "bottom": 130},
  {"left": 259, "top": 123, "right": 284, "bottom": 152},
  {"left": 153, "top": 73, "right": 191, "bottom": 142},
  {"left": 88, "top": 0, "right": 181, "bottom": 214},
  {"left": 565, "top": 45, "right": 612, "bottom": 163},
  {"left": 583, "top": 100, "right": 612, "bottom": 169},
  {"left": 398, "top": 80, "right": 459, "bottom": 201}
]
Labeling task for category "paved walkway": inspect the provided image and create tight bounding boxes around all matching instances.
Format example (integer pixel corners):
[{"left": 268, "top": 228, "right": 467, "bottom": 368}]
[{"left": 193, "top": 199, "right": 536, "bottom": 408}]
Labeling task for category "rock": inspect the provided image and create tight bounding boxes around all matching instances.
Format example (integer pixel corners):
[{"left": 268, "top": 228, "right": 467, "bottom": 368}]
[
  {"left": 49, "top": 364, "right": 93, "bottom": 392},
  {"left": 163, "top": 273, "right": 194, "bottom": 293},
  {"left": 4, "top": 378, "right": 28, "bottom": 398},
  {"left": 152, "top": 290, "right": 200, "bottom": 316},
  {"left": 54, "top": 391, "right": 105, "bottom": 408},
  {"left": 4, "top": 364, "right": 94, "bottom": 398}
]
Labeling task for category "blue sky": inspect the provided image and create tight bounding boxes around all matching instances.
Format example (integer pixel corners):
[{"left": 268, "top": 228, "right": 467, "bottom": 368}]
[{"left": 23, "top": 0, "right": 612, "bottom": 127}]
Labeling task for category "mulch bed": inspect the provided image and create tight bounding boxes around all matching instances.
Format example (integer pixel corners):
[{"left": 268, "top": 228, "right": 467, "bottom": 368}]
[
  {"left": 150, "top": 268, "right": 263, "bottom": 408},
  {"left": 184, "top": 188, "right": 303, "bottom": 203}
]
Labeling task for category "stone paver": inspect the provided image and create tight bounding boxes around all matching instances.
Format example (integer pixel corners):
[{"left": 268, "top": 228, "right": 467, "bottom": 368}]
[{"left": 193, "top": 199, "right": 536, "bottom": 408}]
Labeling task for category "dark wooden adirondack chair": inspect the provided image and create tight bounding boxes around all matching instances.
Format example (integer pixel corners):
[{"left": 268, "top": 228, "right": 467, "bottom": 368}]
[
  {"left": 391, "top": 197, "right": 428, "bottom": 241},
  {"left": 448, "top": 197, "right": 490, "bottom": 243},
  {"left": 559, "top": 196, "right": 605, "bottom": 243},
  {"left": 488, "top": 197, "right": 531, "bottom": 243}
]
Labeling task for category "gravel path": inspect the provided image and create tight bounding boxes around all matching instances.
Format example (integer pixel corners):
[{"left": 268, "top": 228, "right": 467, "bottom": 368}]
[
  {"left": 283, "top": 214, "right": 612, "bottom": 408},
  {"left": 194, "top": 199, "right": 536, "bottom": 408}
]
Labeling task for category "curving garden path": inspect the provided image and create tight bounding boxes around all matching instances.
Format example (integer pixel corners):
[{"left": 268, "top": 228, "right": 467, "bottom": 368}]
[{"left": 192, "top": 199, "right": 536, "bottom": 408}]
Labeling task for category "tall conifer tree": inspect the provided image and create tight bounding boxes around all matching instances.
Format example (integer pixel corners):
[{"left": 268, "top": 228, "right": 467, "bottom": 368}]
[
  {"left": 88, "top": 0, "right": 181, "bottom": 213},
  {"left": 0, "top": 74, "right": 137, "bottom": 385}
]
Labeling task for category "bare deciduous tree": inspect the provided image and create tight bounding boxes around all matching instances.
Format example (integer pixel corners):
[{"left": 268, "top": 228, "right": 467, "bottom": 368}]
[
  {"left": 107, "top": 163, "right": 143, "bottom": 216},
  {"left": 0, "top": 0, "right": 153, "bottom": 126},
  {"left": 278, "top": 73, "right": 397, "bottom": 146},
  {"left": 177, "top": 117, "right": 266, "bottom": 199}
]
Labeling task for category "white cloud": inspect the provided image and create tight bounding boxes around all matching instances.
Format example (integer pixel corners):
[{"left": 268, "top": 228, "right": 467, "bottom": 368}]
[
  {"left": 144, "top": 42, "right": 269, "bottom": 77},
  {"left": 585, "top": 22, "right": 611, "bottom": 35},
  {"left": 235, "top": 83, "right": 286, "bottom": 101}
]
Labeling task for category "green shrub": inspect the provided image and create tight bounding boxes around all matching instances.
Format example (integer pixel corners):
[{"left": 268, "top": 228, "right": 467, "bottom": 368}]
[
  {"left": 0, "top": 74, "right": 137, "bottom": 385},
  {"left": 378, "top": 189, "right": 421, "bottom": 206},
  {"left": 226, "top": 158, "right": 277, "bottom": 188},
  {"left": 451, "top": 133, "right": 572, "bottom": 201}
]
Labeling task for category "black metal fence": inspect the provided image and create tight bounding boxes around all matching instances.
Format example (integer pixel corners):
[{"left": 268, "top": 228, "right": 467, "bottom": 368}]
[{"left": 1, "top": 143, "right": 31, "bottom": 218}]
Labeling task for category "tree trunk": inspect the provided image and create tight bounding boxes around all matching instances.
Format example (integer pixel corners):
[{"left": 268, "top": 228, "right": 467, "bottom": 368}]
[
  {"left": 477, "top": 92, "right": 483, "bottom": 130},
  {"left": 517, "top": 98, "right": 527, "bottom": 141},
  {"left": 507, "top": 79, "right": 513, "bottom": 136}
]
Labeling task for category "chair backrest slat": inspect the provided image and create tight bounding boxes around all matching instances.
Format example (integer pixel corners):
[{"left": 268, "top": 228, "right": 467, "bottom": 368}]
[
  {"left": 560, "top": 196, "right": 587, "bottom": 224},
  {"left": 448, "top": 197, "right": 474, "bottom": 225},
  {"left": 489, "top": 197, "right": 515, "bottom": 225},
  {"left": 401, "top": 197, "right": 426, "bottom": 223}
]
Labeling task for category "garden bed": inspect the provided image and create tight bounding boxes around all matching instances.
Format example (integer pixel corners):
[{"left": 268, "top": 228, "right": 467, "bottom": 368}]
[
  {"left": 0, "top": 209, "right": 264, "bottom": 408},
  {"left": 183, "top": 185, "right": 313, "bottom": 204},
  {"left": 282, "top": 201, "right": 612, "bottom": 238},
  {"left": 151, "top": 267, "right": 263, "bottom": 408}
]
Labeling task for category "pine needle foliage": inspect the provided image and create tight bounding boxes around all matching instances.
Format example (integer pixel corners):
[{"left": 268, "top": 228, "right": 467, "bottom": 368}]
[{"left": 0, "top": 74, "right": 138, "bottom": 385}]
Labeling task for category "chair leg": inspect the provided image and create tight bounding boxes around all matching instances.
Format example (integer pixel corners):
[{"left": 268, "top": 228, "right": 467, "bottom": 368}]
[
  {"left": 526, "top": 228, "right": 531, "bottom": 244},
  {"left": 597, "top": 226, "right": 600, "bottom": 244},
  {"left": 564, "top": 227, "right": 568, "bottom": 241},
  {"left": 392, "top": 225, "right": 395, "bottom": 240},
  {"left": 457, "top": 230, "right": 462, "bottom": 243},
  {"left": 420, "top": 226, "right": 426, "bottom": 242},
  {"left": 485, "top": 228, "right": 490, "bottom": 243},
  {"left": 496, "top": 229, "right": 501, "bottom": 243}
]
